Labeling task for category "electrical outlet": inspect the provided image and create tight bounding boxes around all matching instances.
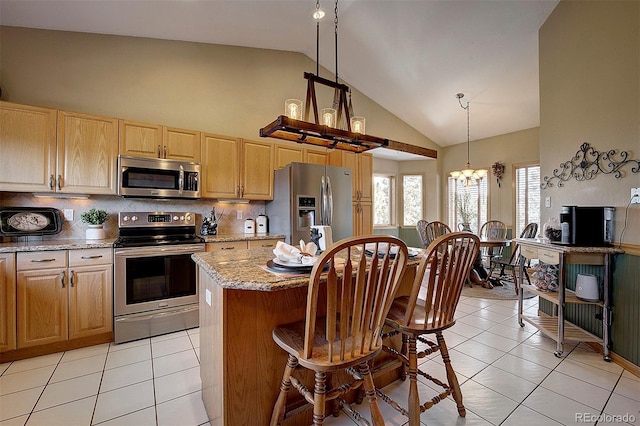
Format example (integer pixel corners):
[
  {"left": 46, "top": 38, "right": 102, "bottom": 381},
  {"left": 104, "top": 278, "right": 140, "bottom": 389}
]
[
  {"left": 63, "top": 209, "right": 74, "bottom": 221},
  {"left": 236, "top": 210, "right": 243, "bottom": 220},
  {"left": 631, "top": 187, "right": 640, "bottom": 204},
  {"left": 545, "top": 196, "right": 551, "bottom": 208}
]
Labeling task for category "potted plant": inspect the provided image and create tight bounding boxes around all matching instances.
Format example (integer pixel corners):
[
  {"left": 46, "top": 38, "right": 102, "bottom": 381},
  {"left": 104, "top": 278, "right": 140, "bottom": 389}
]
[
  {"left": 81, "top": 208, "right": 108, "bottom": 240},
  {"left": 455, "top": 191, "right": 477, "bottom": 232}
]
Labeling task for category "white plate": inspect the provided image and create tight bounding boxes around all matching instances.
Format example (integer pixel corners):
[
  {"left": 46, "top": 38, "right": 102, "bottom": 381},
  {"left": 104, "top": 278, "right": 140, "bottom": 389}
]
[{"left": 272, "top": 257, "right": 317, "bottom": 268}]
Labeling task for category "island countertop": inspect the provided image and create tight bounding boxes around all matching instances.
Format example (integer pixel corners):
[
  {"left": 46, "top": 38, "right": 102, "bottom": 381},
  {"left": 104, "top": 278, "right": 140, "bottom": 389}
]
[{"left": 192, "top": 248, "right": 310, "bottom": 291}]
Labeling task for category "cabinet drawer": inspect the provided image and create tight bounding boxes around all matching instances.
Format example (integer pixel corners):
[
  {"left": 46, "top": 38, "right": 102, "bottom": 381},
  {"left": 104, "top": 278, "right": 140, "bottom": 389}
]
[
  {"left": 69, "top": 248, "right": 113, "bottom": 267},
  {"left": 520, "top": 246, "right": 538, "bottom": 260},
  {"left": 538, "top": 248, "right": 560, "bottom": 265},
  {"left": 206, "top": 241, "right": 247, "bottom": 252},
  {"left": 17, "top": 251, "right": 67, "bottom": 271},
  {"left": 248, "top": 239, "right": 282, "bottom": 250}
]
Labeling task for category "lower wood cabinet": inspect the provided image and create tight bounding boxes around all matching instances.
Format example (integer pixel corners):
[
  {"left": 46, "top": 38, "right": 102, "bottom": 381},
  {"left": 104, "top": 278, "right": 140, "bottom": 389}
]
[
  {"left": 206, "top": 239, "right": 282, "bottom": 252},
  {"left": 15, "top": 248, "right": 112, "bottom": 349},
  {"left": 0, "top": 253, "right": 16, "bottom": 352}
]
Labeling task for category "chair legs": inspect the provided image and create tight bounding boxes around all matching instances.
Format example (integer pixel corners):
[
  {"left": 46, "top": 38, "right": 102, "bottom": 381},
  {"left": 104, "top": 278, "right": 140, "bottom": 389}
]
[
  {"left": 437, "top": 332, "right": 465, "bottom": 416},
  {"left": 407, "top": 336, "right": 421, "bottom": 426},
  {"left": 270, "top": 354, "right": 298, "bottom": 426}
]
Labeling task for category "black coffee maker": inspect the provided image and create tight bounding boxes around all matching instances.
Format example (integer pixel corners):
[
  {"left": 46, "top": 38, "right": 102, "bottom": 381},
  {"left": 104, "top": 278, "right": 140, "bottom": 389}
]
[{"left": 560, "top": 206, "right": 614, "bottom": 246}]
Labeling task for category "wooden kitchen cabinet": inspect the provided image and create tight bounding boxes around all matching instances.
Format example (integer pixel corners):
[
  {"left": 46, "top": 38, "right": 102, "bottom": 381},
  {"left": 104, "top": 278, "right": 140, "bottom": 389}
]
[
  {"left": 0, "top": 253, "right": 16, "bottom": 353},
  {"left": 273, "top": 143, "right": 329, "bottom": 169},
  {"left": 57, "top": 111, "right": 119, "bottom": 194},
  {"left": 201, "top": 133, "right": 274, "bottom": 200},
  {"left": 0, "top": 102, "right": 57, "bottom": 192},
  {"left": 304, "top": 148, "right": 330, "bottom": 165},
  {"left": 119, "top": 120, "right": 201, "bottom": 161},
  {"left": 16, "top": 248, "right": 112, "bottom": 349},
  {"left": 206, "top": 239, "right": 282, "bottom": 252}
]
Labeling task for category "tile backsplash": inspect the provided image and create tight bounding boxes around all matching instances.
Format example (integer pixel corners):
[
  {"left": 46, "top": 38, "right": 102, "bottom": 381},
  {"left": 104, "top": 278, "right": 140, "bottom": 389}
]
[{"left": 0, "top": 192, "right": 266, "bottom": 241}]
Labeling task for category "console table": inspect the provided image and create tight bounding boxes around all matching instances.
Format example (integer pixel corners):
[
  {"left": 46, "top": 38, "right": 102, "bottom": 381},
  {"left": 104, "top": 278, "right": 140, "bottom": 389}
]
[{"left": 514, "top": 238, "right": 622, "bottom": 361}]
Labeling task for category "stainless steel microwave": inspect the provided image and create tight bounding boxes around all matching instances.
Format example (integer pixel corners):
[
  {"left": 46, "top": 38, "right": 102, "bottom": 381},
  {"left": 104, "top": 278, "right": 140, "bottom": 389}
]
[{"left": 118, "top": 155, "right": 201, "bottom": 199}]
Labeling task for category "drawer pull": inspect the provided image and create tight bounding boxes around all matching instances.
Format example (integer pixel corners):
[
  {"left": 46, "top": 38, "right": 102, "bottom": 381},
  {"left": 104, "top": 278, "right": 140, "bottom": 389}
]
[
  {"left": 81, "top": 255, "right": 103, "bottom": 259},
  {"left": 70, "top": 270, "right": 75, "bottom": 287},
  {"left": 31, "top": 258, "right": 57, "bottom": 263},
  {"left": 221, "top": 247, "right": 235, "bottom": 250},
  {"left": 261, "top": 244, "right": 272, "bottom": 247}
]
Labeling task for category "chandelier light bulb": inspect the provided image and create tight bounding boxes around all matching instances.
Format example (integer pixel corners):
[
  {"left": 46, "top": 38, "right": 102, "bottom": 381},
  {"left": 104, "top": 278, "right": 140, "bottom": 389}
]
[
  {"left": 313, "top": 9, "right": 325, "bottom": 20},
  {"left": 321, "top": 107, "right": 336, "bottom": 127},
  {"left": 351, "top": 116, "right": 365, "bottom": 134},
  {"left": 284, "top": 99, "right": 303, "bottom": 120}
]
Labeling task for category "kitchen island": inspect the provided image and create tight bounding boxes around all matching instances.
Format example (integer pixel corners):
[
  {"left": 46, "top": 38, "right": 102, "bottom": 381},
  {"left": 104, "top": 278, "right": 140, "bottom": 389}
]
[{"left": 192, "top": 247, "right": 419, "bottom": 425}]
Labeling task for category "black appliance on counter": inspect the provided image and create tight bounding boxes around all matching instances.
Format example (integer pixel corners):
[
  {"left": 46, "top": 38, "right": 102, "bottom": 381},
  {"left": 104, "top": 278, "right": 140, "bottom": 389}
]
[
  {"left": 559, "top": 206, "right": 615, "bottom": 246},
  {"left": 113, "top": 211, "right": 205, "bottom": 344},
  {"left": 0, "top": 207, "right": 63, "bottom": 237}
]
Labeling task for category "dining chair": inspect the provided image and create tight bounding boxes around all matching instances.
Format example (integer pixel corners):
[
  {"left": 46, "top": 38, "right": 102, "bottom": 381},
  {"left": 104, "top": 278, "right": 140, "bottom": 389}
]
[
  {"left": 380, "top": 232, "right": 480, "bottom": 425},
  {"left": 488, "top": 222, "right": 538, "bottom": 295},
  {"left": 424, "top": 221, "right": 451, "bottom": 246},
  {"left": 416, "top": 220, "right": 430, "bottom": 248},
  {"left": 270, "top": 235, "right": 409, "bottom": 426},
  {"left": 479, "top": 220, "right": 507, "bottom": 265}
]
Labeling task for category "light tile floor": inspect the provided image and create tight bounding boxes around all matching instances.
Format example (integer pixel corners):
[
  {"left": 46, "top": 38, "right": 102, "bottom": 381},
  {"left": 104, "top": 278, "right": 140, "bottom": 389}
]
[{"left": 1, "top": 296, "right": 638, "bottom": 426}]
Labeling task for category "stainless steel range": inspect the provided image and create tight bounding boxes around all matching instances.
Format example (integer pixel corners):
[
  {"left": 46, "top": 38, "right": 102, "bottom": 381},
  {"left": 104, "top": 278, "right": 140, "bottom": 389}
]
[{"left": 113, "top": 211, "right": 205, "bottom": 344}]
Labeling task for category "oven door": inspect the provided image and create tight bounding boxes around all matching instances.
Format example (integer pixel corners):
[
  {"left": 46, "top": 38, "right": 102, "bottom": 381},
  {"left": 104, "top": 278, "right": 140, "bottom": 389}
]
[{"left": 114, "top": 244, "right": 204, "bottom": 316}]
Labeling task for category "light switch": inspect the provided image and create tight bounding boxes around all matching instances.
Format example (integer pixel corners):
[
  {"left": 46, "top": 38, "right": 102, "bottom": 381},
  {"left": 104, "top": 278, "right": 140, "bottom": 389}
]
[
  {"left": 236, "top": 210, "right": 243, "bottom": 220},
  {"left": 545, "top": 197, "right": 551, "bottom": 208}
]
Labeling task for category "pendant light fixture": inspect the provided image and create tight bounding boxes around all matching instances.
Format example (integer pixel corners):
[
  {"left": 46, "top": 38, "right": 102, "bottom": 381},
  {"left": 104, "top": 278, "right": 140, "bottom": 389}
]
[
  {"left": 450, "top": 93, "right": 487, "bottom": 186},
  {"left": 259, "top": 1, "right": 437, "bottom": 158}
]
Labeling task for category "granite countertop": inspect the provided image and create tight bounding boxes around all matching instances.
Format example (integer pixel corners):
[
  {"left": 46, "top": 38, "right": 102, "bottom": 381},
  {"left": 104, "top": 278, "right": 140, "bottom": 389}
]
[
  {"left": 192, "top": 247, "right": 423, "bottom": 292},
  {"left": 200, "top": 233, "right": 285, "bottom": 243},
  {"left": 514, "top": 238, "right": 624, "bottom": 254},
  {"left": 0, "top": 238, "right": 117, "bottom": 253}
]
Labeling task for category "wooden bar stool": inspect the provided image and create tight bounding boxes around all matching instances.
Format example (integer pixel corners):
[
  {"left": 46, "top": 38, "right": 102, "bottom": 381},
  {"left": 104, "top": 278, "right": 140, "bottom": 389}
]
[
  {"left": 270, "top": 235, "right": 409, "bottom": 426},
  {"left": 380, "top": 232, "right": 480, "bottom": 425}
]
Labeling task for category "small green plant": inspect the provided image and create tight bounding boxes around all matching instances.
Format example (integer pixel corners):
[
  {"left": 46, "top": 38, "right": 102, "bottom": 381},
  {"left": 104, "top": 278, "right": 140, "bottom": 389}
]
[{"left": 81, "top": 208, "right": 108, "bottom": 225}]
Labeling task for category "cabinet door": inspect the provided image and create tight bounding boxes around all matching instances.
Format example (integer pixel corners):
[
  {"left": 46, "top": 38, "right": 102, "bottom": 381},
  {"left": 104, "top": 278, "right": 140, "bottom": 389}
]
[
  {"left": 119, "top": 120, "right": 163, "bottom": 158},
  {"left": 0, "top": 102, "right": 57, "bottom": 192},
  {"left": 201, "top": 133, "right": 240, "bottom": 199},
  {"left": 17, "top": 268, "right": 68, "bottom": 347},
  {"left": 0, "top": 254, "right": 16, "bottom": 352},
  {"left": 241, "top": 139, "right": 274, "bottom": 200},
  {"left": 68, "top": 264, "right": 113, "bottom": 339},
  {"left": 57, "top": 111, "right": 118, "bottom": 194},
  {"left": 247, "top": 239, "right": 282, "bottom": 250},
  {"left": 274, "top": 144, "right": 303, "bottom": 169},
  {"left": 359, "top": 202, "right": 373, "bottom": 235},
  {"left": 164, "top": 127, "right": 201, "bottom": 162},
  {"left": 359, "top": 154, "right": 373, "bottom": 203},
  {"left": 304, "top": 149, "right": 329, "bottom": 165}
]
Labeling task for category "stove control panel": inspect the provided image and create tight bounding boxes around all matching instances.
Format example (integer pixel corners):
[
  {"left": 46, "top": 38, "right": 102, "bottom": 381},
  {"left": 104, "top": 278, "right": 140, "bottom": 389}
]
[{"left": 119, "top": 212, "right": 196, "bottom": 228}]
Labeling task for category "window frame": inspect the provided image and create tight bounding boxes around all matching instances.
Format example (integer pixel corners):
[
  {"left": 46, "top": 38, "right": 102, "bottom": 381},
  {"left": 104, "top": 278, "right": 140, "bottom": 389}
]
[
  {"left": 513, "top": 162, "right": 541, "bottom": 238},
  {"left": 447, "top": 175, "right": 488, "bottom": 234},
  {"left": 373, "top": 173, "right": 396, "bottom": 227},
  {"left": 400, "top": 173, "right": 425, "bottom": 228}
]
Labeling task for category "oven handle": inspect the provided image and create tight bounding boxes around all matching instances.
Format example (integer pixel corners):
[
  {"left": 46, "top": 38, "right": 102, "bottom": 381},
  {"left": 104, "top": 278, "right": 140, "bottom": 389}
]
[
  {"left": 179, "top": 165, "right": 184, "bottom": 195},
  {"left": 114, "top": 244, "right": 205, "bottom": 256},
  {"left": 114, "top": 305, "right": 198, "bottom": 323}
]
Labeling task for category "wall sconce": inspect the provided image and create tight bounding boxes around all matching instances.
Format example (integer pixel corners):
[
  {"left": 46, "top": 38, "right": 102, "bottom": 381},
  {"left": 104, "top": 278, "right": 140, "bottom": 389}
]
[
  {"left": 284, "top": 99, "right": 303, "bottom": 120},
  {"left": 492, "top": 161, "right": 505, "bottom": 187}
]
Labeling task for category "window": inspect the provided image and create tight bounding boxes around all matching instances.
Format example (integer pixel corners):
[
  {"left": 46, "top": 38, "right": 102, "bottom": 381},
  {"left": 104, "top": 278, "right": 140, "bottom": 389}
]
[
  {"left": 447, "top": 177, "right": 487, "bottom": 234},
  {"left": 515, "top": 164, "right": 540, "bottom": 237},
  {"left": 402, "top": 174, "right": 423, "bottom": 226},
  {"left": 373, "top": 174, "right": 394, "bottom": 226}
]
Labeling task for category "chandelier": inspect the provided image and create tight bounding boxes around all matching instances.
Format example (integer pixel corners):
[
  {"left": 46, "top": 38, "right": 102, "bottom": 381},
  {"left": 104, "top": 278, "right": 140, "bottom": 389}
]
[
  {"left": 259, "top": 1, "right": 437, "bottom": 158},
  {"left": 449, "top": 93, "right": 487, "bottom": 186}
]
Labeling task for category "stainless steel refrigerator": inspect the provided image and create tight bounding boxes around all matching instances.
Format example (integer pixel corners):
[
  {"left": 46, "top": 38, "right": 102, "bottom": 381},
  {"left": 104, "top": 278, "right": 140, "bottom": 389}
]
[{"left": 266, "top": 162, "right": 353, "bottom": 245}]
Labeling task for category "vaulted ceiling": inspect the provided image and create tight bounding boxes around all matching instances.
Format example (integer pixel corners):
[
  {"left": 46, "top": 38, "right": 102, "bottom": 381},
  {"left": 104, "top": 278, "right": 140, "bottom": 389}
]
[{"left": 0, "top": 0, "right": 559, "bottom": 152}]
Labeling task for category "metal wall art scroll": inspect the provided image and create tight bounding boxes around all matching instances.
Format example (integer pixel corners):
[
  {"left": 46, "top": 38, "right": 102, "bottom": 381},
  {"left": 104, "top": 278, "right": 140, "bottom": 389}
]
[
  {"left": 491, "top": 162, "right": 505, "bottom": 187},
  {"left": 541, "top": 142, "right": 640, "bottom": 189}
]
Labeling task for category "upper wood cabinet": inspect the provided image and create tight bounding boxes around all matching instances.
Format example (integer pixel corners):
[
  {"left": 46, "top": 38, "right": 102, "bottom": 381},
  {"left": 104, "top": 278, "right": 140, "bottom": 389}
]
[
  {"left": 201, "top": 134, "right": 274, "bottom": 200},
  {"left": 0, "top": 253, "right": 16, "bottom": 353},
  {"left": 0, "top": 102, "right": 57, "bottom": 192},
  {"left": 273, "top": 143, "right": 330, "bottom": 169},
  {"left": 57, "top": 111, "right": 118, "bottom": 194},
  {"left": 332, "top": 151, "right": 372, "bottom": 202},
  {"left": 304, "top": 148, "right": 330, "bottom": 165},
  {"left": 119, "top": 120, "right": 201, "bottom": 162}
]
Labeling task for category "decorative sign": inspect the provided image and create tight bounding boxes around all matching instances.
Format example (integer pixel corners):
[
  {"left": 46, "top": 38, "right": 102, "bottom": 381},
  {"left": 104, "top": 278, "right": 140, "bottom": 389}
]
[{"left": 541, "top": 142, "right": 640, "bottom": 189}]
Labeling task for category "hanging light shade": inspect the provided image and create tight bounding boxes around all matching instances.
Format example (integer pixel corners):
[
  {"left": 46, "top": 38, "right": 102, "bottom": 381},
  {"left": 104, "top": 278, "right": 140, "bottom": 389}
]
[{"left": 450, "top": 93, "right": 487, "bottom": 186}]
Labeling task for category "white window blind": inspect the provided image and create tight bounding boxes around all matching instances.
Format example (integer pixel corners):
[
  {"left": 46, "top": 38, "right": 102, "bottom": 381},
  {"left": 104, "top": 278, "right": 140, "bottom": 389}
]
[{"left": 515, "top": 165, "right": 540, "bottom": 237}]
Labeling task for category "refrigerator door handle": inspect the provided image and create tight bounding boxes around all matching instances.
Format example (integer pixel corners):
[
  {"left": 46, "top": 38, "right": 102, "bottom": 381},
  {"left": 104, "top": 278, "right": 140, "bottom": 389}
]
[
  {"left": 326, "top": 176, "right": 333, "bottom": 226},
  {"left": 320, "top": 175, "right": 326, "bottom": 225}
]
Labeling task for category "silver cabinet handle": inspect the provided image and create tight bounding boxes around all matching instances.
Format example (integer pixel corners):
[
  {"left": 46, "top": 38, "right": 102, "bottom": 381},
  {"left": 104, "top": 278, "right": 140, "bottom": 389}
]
[
  {"left": 157, "top": 145, "right": 161, "bottom": 158},
  {"left": 70, "top": 270, "right": 75, "bottom": 287},
  {"left": 220, "top": 247, "right": 235, "bottom": 250},
  {"left": 49, "top": 174, "right": 55, "bottom": 190},
  {"left": 60, "top": 271, "right": 65, "bottom": 288},
  {"left": 163, "top": 146, "right": 167, "bottom": 159},
  {"left": 31, "top": 258, "right": 56, "bottom": 263},
  {"left": 81, "top": 255, "right": 103, "bottom": 259},
  {"left": 57, "top": 174, "right": 62, "bottom": 190}
]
